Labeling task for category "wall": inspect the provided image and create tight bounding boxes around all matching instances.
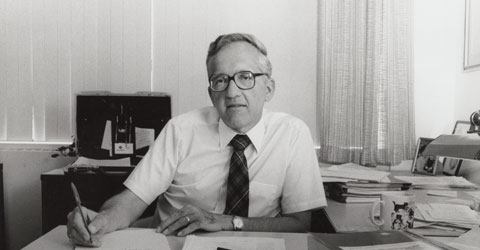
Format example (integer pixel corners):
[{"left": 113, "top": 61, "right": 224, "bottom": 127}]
[
  {"left": 413, "top": 0, "right": 480, "bottom": 183},
  {"left": 0, "top": 145, "right": 74, "bottom": 250},
  {"left": 413, "top": 0, "right": 461, "bottom": 138}
]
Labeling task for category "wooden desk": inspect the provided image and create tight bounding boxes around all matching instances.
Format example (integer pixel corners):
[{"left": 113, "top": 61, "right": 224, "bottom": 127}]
[{"left": 22, "top": 226, "right": 328, "bottom": 250}]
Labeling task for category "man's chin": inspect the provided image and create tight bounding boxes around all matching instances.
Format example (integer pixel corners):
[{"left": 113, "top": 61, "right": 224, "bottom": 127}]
[{"left": 224, "top": 119, "right": 251, "bottom": 133}]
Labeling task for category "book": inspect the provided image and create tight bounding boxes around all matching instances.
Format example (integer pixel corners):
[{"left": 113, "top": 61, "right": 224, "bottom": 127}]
[
  {"left": 326, "top": 183, "right": 405, "bottom": 195},
  {"left": 323, "top": 175, "right": 412, "bottom": 203},
  {"left": 324, "top": 188, "right": 381, "bottom": 203},
  {"left": 342, "top": 175, "right": 412, "bottom": 189}
]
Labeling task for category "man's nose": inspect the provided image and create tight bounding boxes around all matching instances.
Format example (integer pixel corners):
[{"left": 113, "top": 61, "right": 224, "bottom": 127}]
[{"left": 225, "top": 79, "right": 241, "bottom": 97}]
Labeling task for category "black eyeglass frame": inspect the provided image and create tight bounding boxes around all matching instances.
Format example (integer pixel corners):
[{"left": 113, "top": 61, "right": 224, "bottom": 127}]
[{"left": 208, "top": 71, "right": 269, "bottom": 92}]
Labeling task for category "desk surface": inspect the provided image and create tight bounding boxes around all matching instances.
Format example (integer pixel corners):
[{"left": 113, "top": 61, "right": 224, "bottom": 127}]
[{"left": 22, "top": 226, "right": 327, "bottom": 250}]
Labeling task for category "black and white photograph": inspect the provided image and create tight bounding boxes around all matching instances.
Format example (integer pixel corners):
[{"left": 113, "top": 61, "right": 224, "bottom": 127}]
[
  {"left": 1, "top": 1, "right": 480, "bottom": 250},
  {"left": 412, "top": 137, "right": 438, "bottom": 175}
]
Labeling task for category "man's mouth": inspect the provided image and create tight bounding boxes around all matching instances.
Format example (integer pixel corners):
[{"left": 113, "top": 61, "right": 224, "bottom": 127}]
[{"left": 227, "top": 104, "right": 246, "bottom": 108}]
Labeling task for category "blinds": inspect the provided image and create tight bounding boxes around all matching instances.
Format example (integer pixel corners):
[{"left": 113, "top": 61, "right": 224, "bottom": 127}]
[{"left": 0, "top": 0, "right": 152, "bottom": 142}]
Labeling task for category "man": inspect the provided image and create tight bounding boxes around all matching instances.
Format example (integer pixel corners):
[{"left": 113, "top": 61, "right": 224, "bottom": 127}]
[{"left": 67, "top": 33, "right": 326, "bottom": 247}]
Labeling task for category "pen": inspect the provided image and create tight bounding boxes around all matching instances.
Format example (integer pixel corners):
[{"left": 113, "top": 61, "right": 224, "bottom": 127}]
[{"left": 70, "top": 182, "right": 93, "bottom": 244}]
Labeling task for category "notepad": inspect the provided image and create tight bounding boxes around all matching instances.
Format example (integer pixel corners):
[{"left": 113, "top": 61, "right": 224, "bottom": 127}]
[{"left": 75, "top": 229, "right": 170, "bottom": 250}]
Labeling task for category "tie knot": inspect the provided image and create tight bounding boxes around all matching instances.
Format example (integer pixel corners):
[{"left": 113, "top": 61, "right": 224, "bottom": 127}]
[{"left": 230, "top": 134, "right": 251, "bottom": 151}]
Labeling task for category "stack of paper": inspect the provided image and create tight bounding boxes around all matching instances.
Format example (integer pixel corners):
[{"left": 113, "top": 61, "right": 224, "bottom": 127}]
[
  {"left": 448, "top": 227, "right": 480, "bottom": 250},
  {"left": 321, "top": 163, "right": 391, "bottom": 183},
  {"left": 395, "top": 176, "right": 478, "bottom": 190},
  {"left": 321, "top": 163, "right": 411, "bottom": 203},
  {"left": 414, "top": 203, "right": 480, "bottom": 234}
]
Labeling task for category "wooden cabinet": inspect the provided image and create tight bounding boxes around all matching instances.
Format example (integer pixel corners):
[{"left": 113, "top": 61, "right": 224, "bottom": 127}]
[{"left": 41, "top": 168, "right": 155, "bottom": 234}]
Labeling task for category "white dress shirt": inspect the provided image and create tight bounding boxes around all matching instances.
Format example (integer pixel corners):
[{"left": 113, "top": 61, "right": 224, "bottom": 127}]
[{"left": 124, "top": 106, "right": 326, "bottom": 223}]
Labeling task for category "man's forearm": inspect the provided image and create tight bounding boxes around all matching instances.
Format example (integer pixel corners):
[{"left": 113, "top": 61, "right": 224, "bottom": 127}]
[{"left": 96, "top": 189, "right": 149, "bottom": 234}]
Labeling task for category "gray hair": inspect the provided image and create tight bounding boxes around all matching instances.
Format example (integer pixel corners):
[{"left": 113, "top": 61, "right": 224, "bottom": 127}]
[{"left": 206, "top": 33, "right": 272, "bottom": 77}]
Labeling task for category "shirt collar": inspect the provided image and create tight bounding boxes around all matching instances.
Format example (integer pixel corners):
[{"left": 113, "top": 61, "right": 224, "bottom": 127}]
[{"left": 218, "top": 112, "right": 265, "bottom": 152}]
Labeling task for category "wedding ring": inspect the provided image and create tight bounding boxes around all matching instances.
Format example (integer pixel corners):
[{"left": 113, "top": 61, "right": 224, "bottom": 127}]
[{"left": 185, "top": 216, "right": 191, "bottom": 223}]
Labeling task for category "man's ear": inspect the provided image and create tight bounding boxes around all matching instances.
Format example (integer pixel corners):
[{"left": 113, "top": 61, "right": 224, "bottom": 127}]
[{"left": 265, "top": 78, "right": 275, "bottom": 102}]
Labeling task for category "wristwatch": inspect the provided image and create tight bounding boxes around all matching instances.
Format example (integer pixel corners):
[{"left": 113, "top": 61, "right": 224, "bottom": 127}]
[{"left": 232, "top": 216, "right": 244, "bottom": 231}]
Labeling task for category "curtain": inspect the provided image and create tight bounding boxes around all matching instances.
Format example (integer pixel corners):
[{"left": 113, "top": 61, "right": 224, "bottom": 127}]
[{"left": 317, "top": 0, "right": 416, "bottom": 166}]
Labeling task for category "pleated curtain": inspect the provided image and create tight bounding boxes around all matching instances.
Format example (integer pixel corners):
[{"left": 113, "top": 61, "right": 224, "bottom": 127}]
[{"left": 317, "top": 0, "right": 416, "bottom": 166}]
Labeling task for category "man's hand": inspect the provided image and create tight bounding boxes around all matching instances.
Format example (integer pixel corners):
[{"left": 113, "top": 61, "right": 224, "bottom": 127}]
[
  {"left": 156, "top": 205, "right": 233, "bottom": 236},
  {"left": 66, "top": 206, "right": 105, "bottom": 247}
]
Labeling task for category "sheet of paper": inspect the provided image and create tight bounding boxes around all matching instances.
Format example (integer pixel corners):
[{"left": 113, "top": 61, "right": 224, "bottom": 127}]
[
  {"left": 416, "top": 203, "right": 480, "bottom": 224},
  {"left": 445, "top": 198, "right": 474, "bottom": 206},
  {"left": 101, "top": 120, "right": 113, "bottom": 156},
  {"left": 340, "top": 241, "right": 440, "bottom": 250},
  {"left": 395, "top": 176, "right": 477, "bottom": 189},
  {"left": 448, "top": 227, "right": 480, "bottom": 250},
  {"left": 427, "top": 190, "right": 457, "bottom": 197},
  {"left": 466, "top": 191, "right": 480, "bottom": 200},
  {"left": 181, "top": 235, "right": 286, "bottom": 250},
  {"left": 76, "top": 229, "right": 170, "bottom": 250},
  {"left": 321, "top": 163, "right": 390, "bottom": 182},
  {"left": 135, "top": 127, "right": 155, "bottom": 150},
  {"left": 73, "top": 156, "right": 131, "bottom": 167}
]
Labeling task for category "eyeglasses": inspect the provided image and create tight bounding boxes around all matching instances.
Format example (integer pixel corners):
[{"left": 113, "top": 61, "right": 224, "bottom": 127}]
[{"left": 208, "top": 71, "right": 268, "bottom": 92}]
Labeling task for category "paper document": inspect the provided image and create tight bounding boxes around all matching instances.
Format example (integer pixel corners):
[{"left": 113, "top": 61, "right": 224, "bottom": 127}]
[
  {"left": 416, "top": 203, "right": 480, "bottom": 225},
  {"left": 135, "top": 127, "right": 155, "bottom": 150},
  {"left": 340, "top": 241, "right": 441, "bottom": 250},
  {"left": 466, "top": 191, "right": 480, "bottom": 200},
  {"left": 445, "top": 198, "right": 473, "bottom": 206},
  {"left": 72, "top": 156, "right": 131, "bottom": 167},
  {"left": 76, "top": 229, "right": 169, "bottom": 250},
  {"left": 100, "top": 120, "right": 113, "bottom": 156},
  {"left": 448, "top": 227, "right": 480, "bottom": 250},
  {"left": 427, "top": 190, "right": 457, "bottom": 198},
  {"left": 395, "top": 176, "right": 477, "bottom": 189},
  {"left": 321, "top": 163, "right": 390, "bottom": 182},
  {"left": 181, "top": 235, "right": 286, "bottom": 250}
]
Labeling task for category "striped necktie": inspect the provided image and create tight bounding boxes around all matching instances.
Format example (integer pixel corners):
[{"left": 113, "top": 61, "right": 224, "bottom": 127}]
[{"left": 224, "top": 134, "right": 251, "bottom": 217}]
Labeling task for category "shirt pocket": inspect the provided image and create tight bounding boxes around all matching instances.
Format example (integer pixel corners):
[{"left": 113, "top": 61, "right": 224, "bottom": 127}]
[{"left": 249, "top": 181, "right": 280, "bottom": 217}]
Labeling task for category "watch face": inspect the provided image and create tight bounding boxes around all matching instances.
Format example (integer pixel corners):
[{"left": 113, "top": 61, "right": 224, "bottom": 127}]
[{"left": 233, "top": 217, "right": 243, "bottom": 230}]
